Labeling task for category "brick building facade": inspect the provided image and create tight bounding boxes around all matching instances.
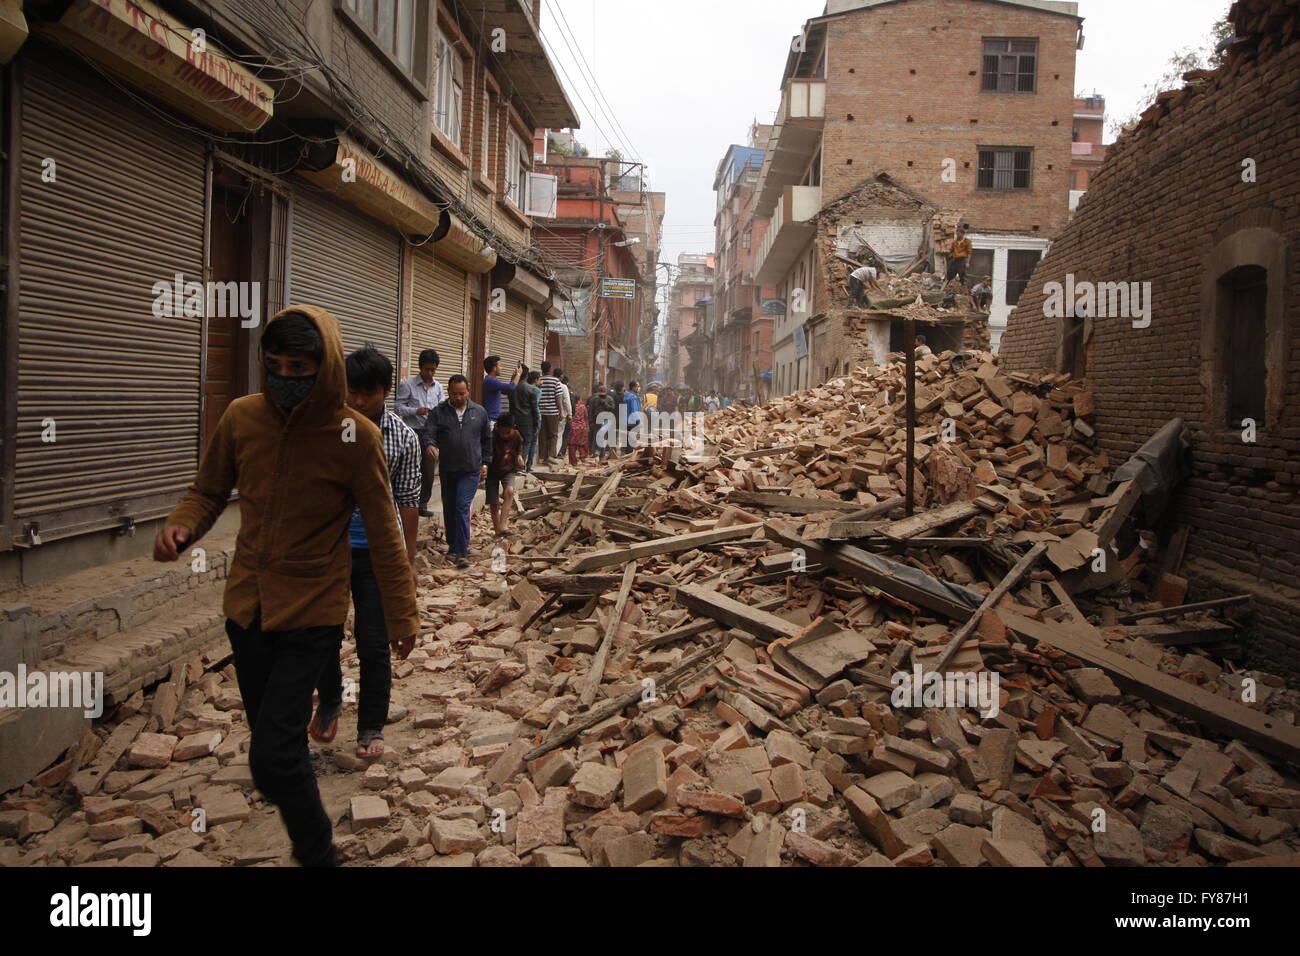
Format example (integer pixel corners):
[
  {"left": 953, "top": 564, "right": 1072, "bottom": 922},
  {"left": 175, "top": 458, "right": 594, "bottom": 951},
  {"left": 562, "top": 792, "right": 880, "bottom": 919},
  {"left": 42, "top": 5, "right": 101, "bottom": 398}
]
[
  {"left": 999, "top": 0, "right": 1300, "bottom": 668},
  {"left": 754, "top": 0, "right": 1081, "bottom": 397}
]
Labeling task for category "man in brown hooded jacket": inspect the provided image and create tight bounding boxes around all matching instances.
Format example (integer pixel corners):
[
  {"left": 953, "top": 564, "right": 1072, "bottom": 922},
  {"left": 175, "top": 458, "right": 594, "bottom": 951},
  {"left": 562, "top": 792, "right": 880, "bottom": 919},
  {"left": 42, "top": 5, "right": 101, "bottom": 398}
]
[{"left": 154, "top": 307, "right": 419, "bottom": 867}]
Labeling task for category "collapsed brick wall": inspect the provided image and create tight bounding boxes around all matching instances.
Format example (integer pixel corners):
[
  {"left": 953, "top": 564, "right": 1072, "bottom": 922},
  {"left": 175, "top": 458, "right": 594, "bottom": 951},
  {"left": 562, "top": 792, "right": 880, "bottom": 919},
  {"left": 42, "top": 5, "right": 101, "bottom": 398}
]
[{"left": 999, "top": 19, "right": 1300, "bottom": 669}]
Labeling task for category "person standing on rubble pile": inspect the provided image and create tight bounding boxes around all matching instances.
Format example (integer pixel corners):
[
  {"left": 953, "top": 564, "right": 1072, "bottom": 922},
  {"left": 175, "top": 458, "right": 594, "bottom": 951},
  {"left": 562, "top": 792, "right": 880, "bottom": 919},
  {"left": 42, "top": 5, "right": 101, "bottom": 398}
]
[
  {"left": 946, "top": 227, "right": 973, "bottom": 289},
  {"left": 586, "top": 384, "right": 617, "bottom": 460},
  {"left": 622, "top": 380, "right": 643, "bottom": 453},
  {"left": 311, "top": 346, "right": 421, "bottom": 761},
  {"left": 970, "top": 276, "right": 992, "bottom": 311},
  {"left": 514, "top": 369, "right": 542, "bottom": 472},
  {"left": 153, "top": 308, "right": 419, "bottom": 868},
  {"left": 427, "top": 374, "right": 491, "bottom": 569},
  {"left": 481, "top": 355, "right": 522, "bottom": 434},
  {"left": 537, "top": 361, "right": 562, "bottom": 466}
]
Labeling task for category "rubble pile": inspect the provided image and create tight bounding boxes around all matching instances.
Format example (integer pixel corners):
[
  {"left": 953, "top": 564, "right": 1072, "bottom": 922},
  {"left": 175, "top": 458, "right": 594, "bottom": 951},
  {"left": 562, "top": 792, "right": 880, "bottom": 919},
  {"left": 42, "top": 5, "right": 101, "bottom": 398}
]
[{"left": 3, "top": 354, "right": 1298, "bottom": 868}]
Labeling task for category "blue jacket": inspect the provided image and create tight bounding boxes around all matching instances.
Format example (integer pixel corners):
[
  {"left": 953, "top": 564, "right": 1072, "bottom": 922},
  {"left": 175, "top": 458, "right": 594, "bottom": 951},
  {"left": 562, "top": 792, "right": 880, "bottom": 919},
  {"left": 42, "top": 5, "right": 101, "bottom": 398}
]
[
  {"left": 482, "top": 375, "right": 517, "bottom": 421},
  {"left": 427, "top": 399, "right": 492, "bottom": 473},
  {"left": 622, "top": 391, "right": 643, "bottom": 428}
]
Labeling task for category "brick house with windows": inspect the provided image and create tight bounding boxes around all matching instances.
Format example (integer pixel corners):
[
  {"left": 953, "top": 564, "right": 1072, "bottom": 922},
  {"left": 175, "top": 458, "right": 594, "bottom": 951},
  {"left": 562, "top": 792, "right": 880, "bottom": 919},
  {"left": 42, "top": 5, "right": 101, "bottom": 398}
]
[
  {"left": 753, "top": 0, "right": 1081, "bottom": 398},
  {"left": 998, "top": 0, "right": 1300, "bottom": 668}
]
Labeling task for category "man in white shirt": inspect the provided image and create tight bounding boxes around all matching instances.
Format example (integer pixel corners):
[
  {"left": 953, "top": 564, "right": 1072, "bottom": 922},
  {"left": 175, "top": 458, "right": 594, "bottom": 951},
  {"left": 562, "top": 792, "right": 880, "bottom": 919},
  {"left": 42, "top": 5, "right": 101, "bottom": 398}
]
[
  {"left": 848, "top": 263, "right": 883, "bottom": 307},
  {"left": 396, "top": 349, "right": 446, "bottom": 517}
]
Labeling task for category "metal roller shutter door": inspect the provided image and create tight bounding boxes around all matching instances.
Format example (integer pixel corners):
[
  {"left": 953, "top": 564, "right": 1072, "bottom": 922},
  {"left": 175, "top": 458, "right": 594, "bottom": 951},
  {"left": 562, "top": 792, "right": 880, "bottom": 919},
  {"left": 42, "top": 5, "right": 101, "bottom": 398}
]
[
  {"left": 14, "top": 54, "right": 206, "bottom": 543},
  {"left": 490, "top": 295, "right": 528, "bottom": 414},
  {"left": 528, "top": 310, "right": 546, "bottom": 369},
  {"left": 288, "top": 188, "right": 401, "bottom": 362},
  {"left": 410, "top": 247, "right": 467, "bottom": 380}
]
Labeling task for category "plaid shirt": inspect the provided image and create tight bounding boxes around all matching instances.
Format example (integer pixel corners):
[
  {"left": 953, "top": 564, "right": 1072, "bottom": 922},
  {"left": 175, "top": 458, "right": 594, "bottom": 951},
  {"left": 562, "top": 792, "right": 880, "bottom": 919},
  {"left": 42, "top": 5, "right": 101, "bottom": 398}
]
[{"left": 349, "top": 409, "right": 421, "bottom": 547}]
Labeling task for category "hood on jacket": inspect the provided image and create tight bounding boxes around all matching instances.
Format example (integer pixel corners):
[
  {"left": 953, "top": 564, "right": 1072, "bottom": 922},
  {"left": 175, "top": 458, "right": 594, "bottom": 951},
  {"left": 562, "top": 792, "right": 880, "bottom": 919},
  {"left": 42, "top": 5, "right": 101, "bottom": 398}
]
[{"left": 260, "top": 305, "right": 347, "bottom": 427}]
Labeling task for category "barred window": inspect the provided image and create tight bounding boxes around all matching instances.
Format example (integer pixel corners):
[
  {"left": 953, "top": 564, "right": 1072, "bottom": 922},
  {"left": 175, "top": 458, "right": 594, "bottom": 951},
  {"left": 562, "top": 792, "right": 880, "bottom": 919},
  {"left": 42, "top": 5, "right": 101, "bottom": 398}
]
[
  {"left": 982, "top": 38, "right": 1037, "bottom": 93},
  {"left": 977, "top": 148, "right": 1032, "bottom": 190}
]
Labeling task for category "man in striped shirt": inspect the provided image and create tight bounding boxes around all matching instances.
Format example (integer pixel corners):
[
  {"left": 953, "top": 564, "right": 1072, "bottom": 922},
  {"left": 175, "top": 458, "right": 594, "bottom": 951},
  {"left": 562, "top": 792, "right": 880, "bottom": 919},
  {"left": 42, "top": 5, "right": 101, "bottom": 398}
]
[
  {"left": 312, "top": 346, "right": 421, "bottom": 759},
  {"left": 537, "top": 360, "right": 563, "bottom": 466}
]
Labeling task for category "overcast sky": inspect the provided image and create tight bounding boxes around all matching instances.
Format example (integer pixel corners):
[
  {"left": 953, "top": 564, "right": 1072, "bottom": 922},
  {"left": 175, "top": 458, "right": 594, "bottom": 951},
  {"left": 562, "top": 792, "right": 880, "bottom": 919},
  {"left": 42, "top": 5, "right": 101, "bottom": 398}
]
[{"left": 540, "top": 0, "right": 1232, "bottom": 269}]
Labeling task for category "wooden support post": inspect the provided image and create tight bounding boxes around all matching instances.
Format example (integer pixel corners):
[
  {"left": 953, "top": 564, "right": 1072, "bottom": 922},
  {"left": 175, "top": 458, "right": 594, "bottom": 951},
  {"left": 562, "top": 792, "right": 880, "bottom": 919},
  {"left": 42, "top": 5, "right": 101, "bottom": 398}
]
[{"left": 904, "top": 317, "right": 916, "bottom": 518}]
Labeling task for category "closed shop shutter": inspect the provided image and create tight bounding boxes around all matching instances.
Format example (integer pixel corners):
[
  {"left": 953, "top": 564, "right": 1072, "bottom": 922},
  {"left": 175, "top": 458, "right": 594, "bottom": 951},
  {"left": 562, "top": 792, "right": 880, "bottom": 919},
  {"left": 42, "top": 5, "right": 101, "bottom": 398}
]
[
  {"left": 528, "top": 310, "right": 547, "bottom": 369},
  {"left": 489, "top": 295, "right": 528, "bottom": 415},
  {"left": 13, "top": 52, "right": 206, "bottom": 543},
  {"left": 410, "top": 247, "right": 467, "bottom": 382},
  {"left": 491, "top": 295, "right": 528, "bottom": 373},
  {"left": 288, "top": 187, "right": 401, "bottom": 362}
]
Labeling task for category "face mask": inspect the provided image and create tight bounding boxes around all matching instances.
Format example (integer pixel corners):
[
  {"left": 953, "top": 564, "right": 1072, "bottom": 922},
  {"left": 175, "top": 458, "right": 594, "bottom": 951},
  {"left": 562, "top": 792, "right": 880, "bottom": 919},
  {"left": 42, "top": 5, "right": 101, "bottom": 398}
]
[{"left": 267, "top": 372, "right": 317, "bottom": 410}]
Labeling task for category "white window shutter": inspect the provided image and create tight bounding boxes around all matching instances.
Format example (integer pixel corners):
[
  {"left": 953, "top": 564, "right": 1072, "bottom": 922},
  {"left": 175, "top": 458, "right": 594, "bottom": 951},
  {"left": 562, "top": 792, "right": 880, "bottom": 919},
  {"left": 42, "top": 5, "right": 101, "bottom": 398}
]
[{"left": 526, "top": 172, "right": 558, "bottom": 218}]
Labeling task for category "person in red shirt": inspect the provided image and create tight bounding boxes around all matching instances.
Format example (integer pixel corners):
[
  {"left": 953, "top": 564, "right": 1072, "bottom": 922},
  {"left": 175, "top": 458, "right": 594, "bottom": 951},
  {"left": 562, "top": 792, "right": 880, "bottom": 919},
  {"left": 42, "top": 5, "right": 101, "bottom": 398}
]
[{"left": 486, "top": 414, "right": 525, "bottom": 537}]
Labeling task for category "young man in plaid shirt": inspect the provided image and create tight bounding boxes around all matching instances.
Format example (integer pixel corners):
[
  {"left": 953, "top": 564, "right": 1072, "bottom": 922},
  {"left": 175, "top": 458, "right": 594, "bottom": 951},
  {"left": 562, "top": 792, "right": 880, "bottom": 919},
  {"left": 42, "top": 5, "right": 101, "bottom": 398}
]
[{"left": 312, "top": 346, "right": 422, "bottom": 759}]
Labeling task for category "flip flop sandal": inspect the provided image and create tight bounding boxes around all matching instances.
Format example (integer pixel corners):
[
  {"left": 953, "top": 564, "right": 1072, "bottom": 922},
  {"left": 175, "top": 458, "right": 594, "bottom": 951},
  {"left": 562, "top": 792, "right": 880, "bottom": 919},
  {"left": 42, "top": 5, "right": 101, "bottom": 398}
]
[
  {"left": 309, "top": 705, "right": 340, "bottom": 743},
  {"left": 356, "top": 732, "right": 385, "bottom": 759}
]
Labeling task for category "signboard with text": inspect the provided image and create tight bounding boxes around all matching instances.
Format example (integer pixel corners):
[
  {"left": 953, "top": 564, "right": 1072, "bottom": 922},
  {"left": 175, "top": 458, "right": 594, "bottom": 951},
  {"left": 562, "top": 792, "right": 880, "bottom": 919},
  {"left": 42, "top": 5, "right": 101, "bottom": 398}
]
[{"left": 600, "top": 278, "right": 636, "bottom": 300}]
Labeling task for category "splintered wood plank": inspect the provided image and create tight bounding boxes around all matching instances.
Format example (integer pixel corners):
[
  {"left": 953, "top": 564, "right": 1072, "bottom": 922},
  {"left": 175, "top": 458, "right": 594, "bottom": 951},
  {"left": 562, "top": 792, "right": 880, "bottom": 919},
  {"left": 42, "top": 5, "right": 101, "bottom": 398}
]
[
  {"left": 674, "top": 584, "right": 803, "bottom": 644},
  {"left": 932, "top": 542, "right": 1047, "bottom": 673},
  {"left": 579, "top": 562, "right": 638, "bottom": 708},
  {"left": 877, "top": 501, "right": 979, "bottom": 541},
  {"left": 731, "top": 491, "right": 862, "bottom": 514},
  {"left": 999, "top": 611, "right": 1300, "bottom": 766},
  {"left": 566, "top": 523, "right": 763, "bottom": 572}
]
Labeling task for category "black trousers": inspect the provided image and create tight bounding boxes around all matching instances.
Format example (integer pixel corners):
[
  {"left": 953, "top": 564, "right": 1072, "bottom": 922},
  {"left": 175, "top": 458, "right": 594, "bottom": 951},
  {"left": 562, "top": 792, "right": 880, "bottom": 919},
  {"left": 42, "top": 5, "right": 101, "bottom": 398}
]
[
  {"left": 317, "top": 548, "right": 391, "bottom": 738},
  {"left": 226, "top": 615, "right": 340, "bottom": 867},
  {"left": 946, "top": 256, "right": 969, "bottom": 283}
]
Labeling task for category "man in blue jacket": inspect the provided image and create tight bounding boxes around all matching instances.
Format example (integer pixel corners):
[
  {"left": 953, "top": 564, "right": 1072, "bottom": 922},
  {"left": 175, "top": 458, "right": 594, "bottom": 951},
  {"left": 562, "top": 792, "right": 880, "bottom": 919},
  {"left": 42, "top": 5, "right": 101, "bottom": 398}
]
[
  {"left": 425, "top": 375, "right": 492, "bottom": 569},
  {"left": 482, "top": 355, "right": 522, "bottom": 429}
]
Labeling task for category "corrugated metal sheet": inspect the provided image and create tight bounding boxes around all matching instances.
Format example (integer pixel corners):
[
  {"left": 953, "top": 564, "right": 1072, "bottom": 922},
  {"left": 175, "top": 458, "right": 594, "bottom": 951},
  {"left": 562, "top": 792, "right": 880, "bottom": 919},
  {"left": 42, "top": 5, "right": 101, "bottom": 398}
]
[
  {"left": 410, "top": 246, "right": 467, "bottom": 381},
  {"left": 288, "top": 187, "right": 401, "bottom": 362},
  {"left": 13, "top": 54, "right": 206, "bottom": 542},
  {"left": 490, "top": 295, "right": 528, "bottom": 372},
  {"left": 489, "top": 294, "right": 527, "bottom": 415},
  {"left": 528, "top": 308, "right": 546, "bottom": 368}
]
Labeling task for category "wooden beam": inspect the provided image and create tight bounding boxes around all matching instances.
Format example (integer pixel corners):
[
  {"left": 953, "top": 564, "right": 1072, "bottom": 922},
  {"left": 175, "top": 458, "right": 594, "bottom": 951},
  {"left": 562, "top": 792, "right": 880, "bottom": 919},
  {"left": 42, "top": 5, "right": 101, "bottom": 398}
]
[
  {"left": 637, "top": 597, "right": 786, "bottom": 649},
  {"left": 1117, "top": 595, "right": 1252, "bottom": 625},
  {"left": 731, "top": 491, "right": 862, "bottom": 514},
  {"left": 566, "top": 522, "right": 763, "bottom": 572},
  {"left": 1000, "top": 611, "right": 1300, "bottom": 766},
  {"left": 932, "top": 542, "right": 1047, "bottom": 672},
  {"left": 579, "top": 562, "right": 638, "bottom": 708},
  {"left": 674, "top": 584, "right": 803, "bottom": 644},
  {"left": 534, "top": 573, "right": 625, "bottom": 593},
  {"left": 877, "top": 501, "right": 979, "bottom": 541}
]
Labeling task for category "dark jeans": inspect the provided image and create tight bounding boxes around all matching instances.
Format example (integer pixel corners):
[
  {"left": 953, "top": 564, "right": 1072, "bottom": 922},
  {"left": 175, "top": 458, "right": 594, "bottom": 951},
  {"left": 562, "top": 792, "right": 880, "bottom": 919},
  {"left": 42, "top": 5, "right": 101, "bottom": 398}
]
[
  {"left": 317, "top": 548, "right": 390, "bottom": 738},
  {"left": 946, "top": 256, "right": 969, "bottom": 283},
  {"left": 419, "top": 447, "right": 436, "bottom": 510},
  {"left": 441, "top": 470, "right": 479, "bottom": 557},
  {"left": 226, "top": 615, "right": 340, "bottom": 867},
  {"left": 519, "top": 427, "right": 538, "bottom": 471}
]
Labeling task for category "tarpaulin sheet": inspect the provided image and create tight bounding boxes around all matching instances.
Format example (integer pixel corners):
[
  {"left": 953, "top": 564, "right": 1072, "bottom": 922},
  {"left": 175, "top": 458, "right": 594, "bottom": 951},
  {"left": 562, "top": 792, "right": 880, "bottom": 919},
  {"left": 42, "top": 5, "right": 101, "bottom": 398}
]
[{"left": 1111, "top": 417, "right": 1192, "bottom": 527}]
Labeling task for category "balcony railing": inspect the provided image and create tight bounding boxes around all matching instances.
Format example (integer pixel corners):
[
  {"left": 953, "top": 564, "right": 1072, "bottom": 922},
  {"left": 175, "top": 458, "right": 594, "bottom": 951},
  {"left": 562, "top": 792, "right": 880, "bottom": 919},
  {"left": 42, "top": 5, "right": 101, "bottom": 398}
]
[
  {"left": 753, "top": 185, "right": 821, "bottom": 286},
  {"left": 754, "top": 79, "right": 825, "bottom": 217}
]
